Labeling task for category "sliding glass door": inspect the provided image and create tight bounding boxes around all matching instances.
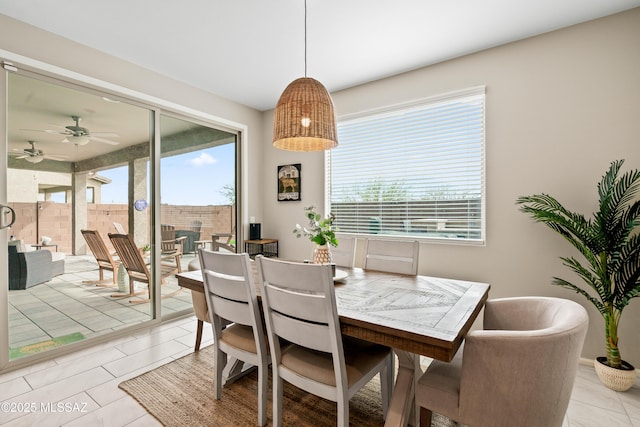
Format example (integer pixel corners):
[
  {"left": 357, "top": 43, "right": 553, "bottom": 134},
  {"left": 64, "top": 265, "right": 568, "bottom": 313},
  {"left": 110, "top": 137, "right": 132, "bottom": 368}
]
[
  {"left": 2, "top": 69, "right": 239, "bottom": 366},
  {"left": 4, "top": 71, "right": 154, "bottom": 361},
  {"left": 159, "top": 114, "right": 237, "bottom": 318}
]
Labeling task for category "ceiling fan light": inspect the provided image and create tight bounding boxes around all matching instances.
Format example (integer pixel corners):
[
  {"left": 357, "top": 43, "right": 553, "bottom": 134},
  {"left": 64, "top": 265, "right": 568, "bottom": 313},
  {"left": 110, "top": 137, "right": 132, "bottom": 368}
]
[
  {"left": 24, "top": 156, "right": 44, "bottom": 164},
  {"left": 273, "top": 77, "right": 338, "bottom": 151},
  {"left": 69, "top": 134, "right": 90, "bottom": 146}
]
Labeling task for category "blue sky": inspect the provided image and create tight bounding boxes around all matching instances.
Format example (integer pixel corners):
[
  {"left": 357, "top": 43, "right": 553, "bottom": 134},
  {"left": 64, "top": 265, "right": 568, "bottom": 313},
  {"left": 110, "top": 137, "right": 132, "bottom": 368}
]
[{"left": 99, "top": 144, "right": 235, "bottom": 206}]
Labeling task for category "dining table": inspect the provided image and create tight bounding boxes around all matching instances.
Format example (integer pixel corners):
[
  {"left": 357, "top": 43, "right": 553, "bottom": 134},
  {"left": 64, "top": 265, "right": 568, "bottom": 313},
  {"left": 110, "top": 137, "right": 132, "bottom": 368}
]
[{"left": 176, "top": 266, "right": 490, "bottom": 427}]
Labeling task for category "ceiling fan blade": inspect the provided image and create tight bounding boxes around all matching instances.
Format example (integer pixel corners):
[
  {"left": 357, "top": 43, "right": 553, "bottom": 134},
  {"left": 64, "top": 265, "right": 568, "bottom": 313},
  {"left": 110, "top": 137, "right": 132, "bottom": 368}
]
[
  {"left": 46, "top": 123, "right": 68, "bottom": 130},
  {"left": 19, "top": 128, "right": 67, "bottom": 135},
  {"left": 15, "top": 154, "right": 28, "bottom": 159},
  {"left": 90, "top": 132, "right": 120, "bottom": 138},
  {"left": 43, "top": 155, "right": 68, "bottom": 161},
  {"left": 89, "top": 136, "right": 120, "bottom": 145}
]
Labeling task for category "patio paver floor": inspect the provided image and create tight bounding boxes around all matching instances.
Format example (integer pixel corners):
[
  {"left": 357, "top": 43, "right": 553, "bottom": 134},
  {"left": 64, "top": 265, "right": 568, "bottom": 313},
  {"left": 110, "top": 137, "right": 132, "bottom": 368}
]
[{"left": 8, "top": 254, "right": 194, "bottom": 355}]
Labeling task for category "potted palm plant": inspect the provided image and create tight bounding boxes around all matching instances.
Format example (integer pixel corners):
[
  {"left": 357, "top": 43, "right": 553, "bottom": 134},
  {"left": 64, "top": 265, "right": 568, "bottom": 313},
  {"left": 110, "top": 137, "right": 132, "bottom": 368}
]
[{"left": 517, "top": 159, "right": 640, "bottom": 391}]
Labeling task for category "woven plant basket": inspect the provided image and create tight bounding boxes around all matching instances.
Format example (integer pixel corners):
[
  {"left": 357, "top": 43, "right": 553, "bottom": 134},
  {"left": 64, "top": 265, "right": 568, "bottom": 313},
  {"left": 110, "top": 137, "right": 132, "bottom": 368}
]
[
  {"left": 594, "top": 357, "right": 637, "bottom": 391},
  {"left": 312, "top": 244, "right": 332, "bottom": 264}
]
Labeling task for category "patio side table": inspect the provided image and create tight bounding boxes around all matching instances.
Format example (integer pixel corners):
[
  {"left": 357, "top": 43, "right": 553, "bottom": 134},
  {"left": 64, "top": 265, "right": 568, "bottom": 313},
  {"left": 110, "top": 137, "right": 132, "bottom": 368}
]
[
  {"left": 244, "top": 239, "right": 278, "bottom": 259},
  {"left": 33, "top": 243, "right": 58, "bottom": 252}
]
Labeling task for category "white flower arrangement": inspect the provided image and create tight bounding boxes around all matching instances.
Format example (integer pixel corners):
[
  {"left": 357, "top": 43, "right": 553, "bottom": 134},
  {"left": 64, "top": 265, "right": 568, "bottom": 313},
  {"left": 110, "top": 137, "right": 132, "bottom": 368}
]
[{"left": 293, "top": 206, "right": 338, "bottom": 247}]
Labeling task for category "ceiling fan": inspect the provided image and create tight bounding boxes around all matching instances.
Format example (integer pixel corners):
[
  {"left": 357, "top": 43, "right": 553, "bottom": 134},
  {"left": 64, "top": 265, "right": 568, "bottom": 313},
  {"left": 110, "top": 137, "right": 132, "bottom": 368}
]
[
  {"left": 12, "top": 141, "right": 69, "bottom": 163},
  {"left": 23, "top": 115, "right": 120, "bottom": 146}
]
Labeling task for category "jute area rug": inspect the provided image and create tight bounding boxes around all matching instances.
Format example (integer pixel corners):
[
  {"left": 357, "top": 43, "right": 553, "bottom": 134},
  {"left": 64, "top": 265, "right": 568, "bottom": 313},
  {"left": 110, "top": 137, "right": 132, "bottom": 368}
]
[{"left": 119, "top": 345, "right": 460, "bottom": 426}]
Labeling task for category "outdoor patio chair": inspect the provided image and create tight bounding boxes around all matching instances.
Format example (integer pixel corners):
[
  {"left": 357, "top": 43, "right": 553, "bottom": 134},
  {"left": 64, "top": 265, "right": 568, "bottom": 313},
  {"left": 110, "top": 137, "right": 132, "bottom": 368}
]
[
  {"left": 175, "top": 220, "right": 203, "bottom": 253},
  {"left": 211, "top": 233, "right": 236, "bottom": 253},
  {"left": 8, "top": 240, "right": 65, "bottom": 290},
  {"left": 161, "top": 224, "right": 185, "bottom": 273},
  {"left": 190, "top": 220, "right": 202, "bottom": 234},
  {"left": 113, "top": 222, "right": 126, "bottom": 234},
  {"left": 108, "top": 233, "right": 181, "bottom": 304},
  {"left": 81, "top": 229, "right": 119, "bottom": 286}
]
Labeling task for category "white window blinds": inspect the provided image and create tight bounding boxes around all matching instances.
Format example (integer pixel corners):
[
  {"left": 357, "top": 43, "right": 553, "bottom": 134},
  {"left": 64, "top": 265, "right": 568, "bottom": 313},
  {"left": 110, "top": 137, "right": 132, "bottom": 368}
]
[{"left": 328, "top": 87, "right": 485, "bottom": 243}]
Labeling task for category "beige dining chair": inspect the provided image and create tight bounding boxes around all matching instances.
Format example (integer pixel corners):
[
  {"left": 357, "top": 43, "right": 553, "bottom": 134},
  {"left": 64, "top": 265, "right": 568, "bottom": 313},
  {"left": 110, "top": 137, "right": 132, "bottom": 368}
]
[
  {"left": 185, "top": 247, "right": 240, "bottom": 352},
  {"left": 331, "top": 234, "right": 356, "bottom": 268},
  {"left": 363, "top": 238, "right": 419, "bottom": 275},
  {"left": 186, "top": 256, "right": 209, "bottom": 352},
  {"left": 198, "top": 249, "right": 270, "bottom": 426},
  {"left": 416, "top": 296, "right": 589, "bottom": 427},
  {"left": 256, "top": 256, "right": 394, "bottom": 427}
]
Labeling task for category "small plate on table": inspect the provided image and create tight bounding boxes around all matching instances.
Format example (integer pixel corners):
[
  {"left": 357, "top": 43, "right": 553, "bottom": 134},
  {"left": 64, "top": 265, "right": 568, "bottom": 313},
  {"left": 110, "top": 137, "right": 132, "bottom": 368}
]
[{"left": 333, "top": 269, "right": 348, "bottom": 282}]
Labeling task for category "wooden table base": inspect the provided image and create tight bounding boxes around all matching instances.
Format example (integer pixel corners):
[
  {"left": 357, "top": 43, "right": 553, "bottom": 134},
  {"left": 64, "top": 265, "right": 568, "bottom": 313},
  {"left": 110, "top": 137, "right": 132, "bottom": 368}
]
[{"left": 385, "top": 350, "right": 422, "bottom": 427}]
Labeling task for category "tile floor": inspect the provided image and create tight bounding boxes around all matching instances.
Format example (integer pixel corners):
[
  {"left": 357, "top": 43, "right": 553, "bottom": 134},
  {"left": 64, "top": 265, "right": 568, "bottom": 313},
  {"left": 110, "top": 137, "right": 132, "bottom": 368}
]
[{"left": 0, "top": 314, "right": 639, "bottom": 426}]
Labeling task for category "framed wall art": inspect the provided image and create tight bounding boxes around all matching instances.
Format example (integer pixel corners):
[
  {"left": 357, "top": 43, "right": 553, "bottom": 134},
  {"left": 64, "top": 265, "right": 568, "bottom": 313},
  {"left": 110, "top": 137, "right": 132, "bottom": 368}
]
[{"left": 277, "top": 164, "right": 301, "bottom": 202}]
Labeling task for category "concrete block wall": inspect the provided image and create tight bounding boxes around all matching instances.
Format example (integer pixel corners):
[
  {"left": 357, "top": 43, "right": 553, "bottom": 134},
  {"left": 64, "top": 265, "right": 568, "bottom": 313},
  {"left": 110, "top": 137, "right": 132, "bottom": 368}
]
[{"left": 7, "top": 202, "right": 235, "bottom": 254}]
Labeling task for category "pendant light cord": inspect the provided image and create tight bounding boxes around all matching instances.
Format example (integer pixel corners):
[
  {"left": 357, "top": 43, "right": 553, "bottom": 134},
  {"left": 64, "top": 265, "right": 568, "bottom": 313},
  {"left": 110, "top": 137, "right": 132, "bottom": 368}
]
[{"left": 304, "top": 0, "right": 308, "bottom": 77}]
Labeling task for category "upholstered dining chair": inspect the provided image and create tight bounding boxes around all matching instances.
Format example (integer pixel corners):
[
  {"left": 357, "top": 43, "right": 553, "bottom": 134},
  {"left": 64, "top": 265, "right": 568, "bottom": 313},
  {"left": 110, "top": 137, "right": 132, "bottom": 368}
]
[
  {"left": 188, "top": 244, "right": 243, "bottom": 352},
  {"left": 187, "top": 249, "right": 242, "bottom": 352},
  {"left": 198, "top": 249, "right": 269, "bottom": 426},
  {"left": 256, "top": 256, "right": 394, "bottom": 427},
  {"left": 416, "top": 296, "right": 589, "bottom": 427},
  {"left": 363, "top": 238, "right": 419, "bottom": 275},
  {"left": 331, "top": 234, "right": 356, "bottom": 268},
  {"left": 108, "top": 233, "right": 181, "bottom": 304},
  {"left": 81, "top": 229, "right": 119, "bottom": 286},
  {"left": 187, "top": 257, "right": 209, "bottom": 352}
]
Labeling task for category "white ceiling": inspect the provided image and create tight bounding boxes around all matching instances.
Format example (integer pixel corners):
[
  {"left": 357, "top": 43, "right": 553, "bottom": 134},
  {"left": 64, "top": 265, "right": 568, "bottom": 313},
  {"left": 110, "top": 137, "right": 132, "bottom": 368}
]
[{"left": 0, "top": 0, "right": 637, "bottom": 111}]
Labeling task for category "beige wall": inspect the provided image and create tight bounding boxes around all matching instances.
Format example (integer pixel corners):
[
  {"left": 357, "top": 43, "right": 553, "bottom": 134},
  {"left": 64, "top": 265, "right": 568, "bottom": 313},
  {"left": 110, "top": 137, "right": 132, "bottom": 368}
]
[
  {"left": 6, "top": 169, "right": 39, "bottom": 203},
  {"left": 0, "top": 14, "right": 265, "bottom": 235},
  {"left": 263, "top": 8, "right": 640, "bottom": 362},
  {"left": 7, "top": 170, "right": 70, "bottom": 202}
]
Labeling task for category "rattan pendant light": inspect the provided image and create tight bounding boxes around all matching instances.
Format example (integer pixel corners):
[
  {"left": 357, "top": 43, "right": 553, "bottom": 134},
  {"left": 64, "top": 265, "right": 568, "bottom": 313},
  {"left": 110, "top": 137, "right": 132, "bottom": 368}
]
[{"left": 273, "top": 0, "right": 338, "bottom": 151}]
